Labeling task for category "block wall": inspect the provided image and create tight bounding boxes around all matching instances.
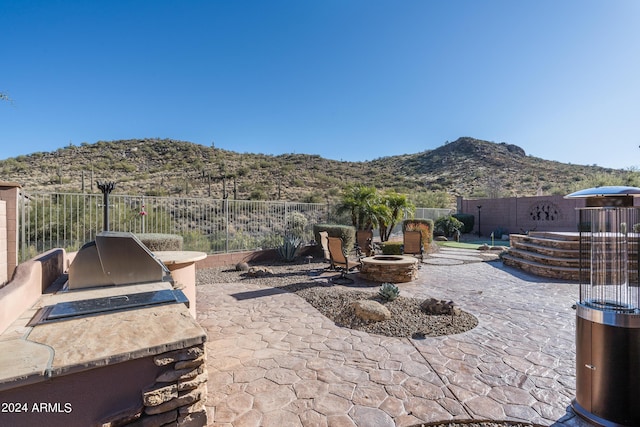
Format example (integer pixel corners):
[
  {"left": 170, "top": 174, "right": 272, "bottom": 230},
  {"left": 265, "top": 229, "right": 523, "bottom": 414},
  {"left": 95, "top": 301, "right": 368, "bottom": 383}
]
[{"left": 457, "top": 195, "right": 592, "bottom": 236}]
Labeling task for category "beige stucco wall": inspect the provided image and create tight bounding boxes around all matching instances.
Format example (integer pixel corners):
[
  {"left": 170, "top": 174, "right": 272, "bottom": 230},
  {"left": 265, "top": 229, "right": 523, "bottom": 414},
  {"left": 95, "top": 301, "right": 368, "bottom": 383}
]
[
  {"left": 0, "top": 183, "right": 20, "bottom": 280},
  {"left": 0, "top": 200, "right": 6, "bottom": 284},
  {"left": 0, "top": 248, "right": 66, "bottom": 335}
]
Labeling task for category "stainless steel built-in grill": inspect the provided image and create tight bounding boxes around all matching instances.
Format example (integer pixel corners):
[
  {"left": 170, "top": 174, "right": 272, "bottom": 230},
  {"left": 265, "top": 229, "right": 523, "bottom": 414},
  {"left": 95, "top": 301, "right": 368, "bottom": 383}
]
[
  {"left": 566, "top": 186, "right": 640, "bottom": 426},
  {"left": 32, "top": 231, "right": 188, "bottom": 325}
]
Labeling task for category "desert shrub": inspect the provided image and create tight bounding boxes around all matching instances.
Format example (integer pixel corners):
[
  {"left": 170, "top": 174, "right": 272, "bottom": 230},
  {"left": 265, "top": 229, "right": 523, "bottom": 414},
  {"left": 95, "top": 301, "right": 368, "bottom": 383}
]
[
  {"left": 286, "top": 211, "right": 308, "bottom": 239},
  {"left": 145, "top": 189, "right": 169, "bottom": 197},
  {"left": 452, "top": 213, "right": 474, "bottom": 233},
  {"left": 136, "top": 233, "right": 183, "bottom": 251},
  {"left": 114, "top": 161, "right": 137, "bottom": 173},
  {"left": 259, "top": 233, "right": 284, "bottom": 249},
  {"left": 402, "top": 219, "right": 434, "bottom": 246},
  {"left": 277, "top": 235, "right": 302, "bottom": 261},
  {"left": 249, "top": 189, "right": 267, "bottom": 200},
  {"left": 378, "top": 283, "right": 400, "bottom": 301},
  {"left": 381, "top": 242, "right": 402, "bottom": 255},
  {"left": 434, "top": 215, "right": 464, "bottom": 238},
  {"left": 412, "top": 191, "right": 451, "bottom": 208},
  {"left": 182, "top": 231, "right": 214, "bottom": 252},
  {"left": 301, "top": 192, "right": 324, "bottom": 204},
  {"left": 313, "top": 224, "right": 356, "bottom": 254}
]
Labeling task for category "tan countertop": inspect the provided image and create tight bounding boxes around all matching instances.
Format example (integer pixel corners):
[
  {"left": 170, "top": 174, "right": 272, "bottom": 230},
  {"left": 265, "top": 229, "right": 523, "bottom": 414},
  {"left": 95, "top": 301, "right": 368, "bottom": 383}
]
[
  {"left": 154, "top": 251, "right": 207, "bottom": 266},
  {"left": 0, "top": 280, "right": 206, "bottom": 392}
]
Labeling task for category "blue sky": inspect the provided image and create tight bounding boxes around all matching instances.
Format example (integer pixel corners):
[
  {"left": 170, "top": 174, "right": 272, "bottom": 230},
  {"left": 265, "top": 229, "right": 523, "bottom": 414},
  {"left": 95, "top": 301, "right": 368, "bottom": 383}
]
[{"left": 1, "top": 0, "right": 639, "bottom": 169}]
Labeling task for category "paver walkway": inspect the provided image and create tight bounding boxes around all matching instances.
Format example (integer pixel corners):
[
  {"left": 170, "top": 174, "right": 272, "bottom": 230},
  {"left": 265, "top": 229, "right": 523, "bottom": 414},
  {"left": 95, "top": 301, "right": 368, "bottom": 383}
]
[{"left": 197, "top": 250, "right": 591, "bottom": 426}]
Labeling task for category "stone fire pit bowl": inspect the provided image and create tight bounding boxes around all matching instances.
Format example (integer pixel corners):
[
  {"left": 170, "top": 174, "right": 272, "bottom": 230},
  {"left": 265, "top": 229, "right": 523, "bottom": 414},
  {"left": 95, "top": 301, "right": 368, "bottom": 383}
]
[{"left": 360, "top": 255, "right": 419, "bottom": 283}]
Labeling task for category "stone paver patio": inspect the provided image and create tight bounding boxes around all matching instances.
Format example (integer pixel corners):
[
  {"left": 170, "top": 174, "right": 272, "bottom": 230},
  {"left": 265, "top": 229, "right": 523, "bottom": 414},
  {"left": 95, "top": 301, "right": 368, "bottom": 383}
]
[{"left": 197, "top": 250, "right": 591, "bottom": 426}]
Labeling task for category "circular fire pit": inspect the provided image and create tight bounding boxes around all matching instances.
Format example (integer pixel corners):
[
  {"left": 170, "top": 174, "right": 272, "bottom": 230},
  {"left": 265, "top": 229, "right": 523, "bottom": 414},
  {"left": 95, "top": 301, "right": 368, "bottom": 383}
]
[{"left": 360, "top": 255, "right": 419, "bottom": 283}]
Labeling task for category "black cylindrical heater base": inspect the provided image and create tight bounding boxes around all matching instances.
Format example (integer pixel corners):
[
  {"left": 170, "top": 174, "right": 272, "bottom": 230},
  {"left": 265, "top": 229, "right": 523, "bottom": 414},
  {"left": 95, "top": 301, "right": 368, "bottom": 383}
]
[{"left": 574, "top": 308, "right": 640, "bottom": 426}]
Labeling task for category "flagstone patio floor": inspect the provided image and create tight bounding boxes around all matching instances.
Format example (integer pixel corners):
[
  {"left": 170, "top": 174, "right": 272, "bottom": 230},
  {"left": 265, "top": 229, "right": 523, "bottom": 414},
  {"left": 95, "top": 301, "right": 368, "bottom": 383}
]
[{"left": 197, "top": 248, "right": 591, "bottom": 426}]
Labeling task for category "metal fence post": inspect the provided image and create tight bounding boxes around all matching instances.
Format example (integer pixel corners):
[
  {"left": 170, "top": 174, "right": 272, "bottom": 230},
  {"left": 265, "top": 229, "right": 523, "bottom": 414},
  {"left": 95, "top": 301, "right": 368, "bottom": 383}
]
[
  {"left": 284, "top": 201, "right": 289, "bottom": 235},
  {"left": 224, "top": 198, "right": 229, "bottom": 253},
  {"left": 141, "top": 196, "right": 146, "bottom": 234}
]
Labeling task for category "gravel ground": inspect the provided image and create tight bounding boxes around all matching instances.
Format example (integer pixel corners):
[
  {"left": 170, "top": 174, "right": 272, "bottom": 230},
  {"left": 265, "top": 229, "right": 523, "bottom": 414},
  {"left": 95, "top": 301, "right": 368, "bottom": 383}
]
[{"left": 196, "top": 259, "right": 477, "bottom": 338}]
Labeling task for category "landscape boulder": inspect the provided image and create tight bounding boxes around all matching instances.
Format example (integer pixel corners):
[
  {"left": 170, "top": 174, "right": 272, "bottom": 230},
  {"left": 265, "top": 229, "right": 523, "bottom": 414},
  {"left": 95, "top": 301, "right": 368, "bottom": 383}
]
[
  {"left": 246, "top": 266, "right": 274, "bottom": 277},
  {"left": 235, "top": 262, "right": 250, "bottom": 272},
  {"left": 352, "top": 300, "right": 391, "bottom": 322},
  {"left": 420, "top": 298, "right": 461, "bottom": 316}
]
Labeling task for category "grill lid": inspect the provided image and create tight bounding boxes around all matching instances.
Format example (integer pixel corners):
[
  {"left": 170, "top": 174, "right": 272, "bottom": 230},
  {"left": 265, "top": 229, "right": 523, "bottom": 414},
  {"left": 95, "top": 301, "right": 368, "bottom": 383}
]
[{"left": 68, "top": 231, "right": 171, "bottom": 289}]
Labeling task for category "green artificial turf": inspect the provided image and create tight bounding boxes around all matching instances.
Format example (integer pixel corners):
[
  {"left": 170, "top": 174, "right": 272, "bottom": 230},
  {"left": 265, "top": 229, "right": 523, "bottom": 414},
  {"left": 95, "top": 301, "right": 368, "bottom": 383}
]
[{"left": 436, "top": 241, "right": 483, "bottom": 249}]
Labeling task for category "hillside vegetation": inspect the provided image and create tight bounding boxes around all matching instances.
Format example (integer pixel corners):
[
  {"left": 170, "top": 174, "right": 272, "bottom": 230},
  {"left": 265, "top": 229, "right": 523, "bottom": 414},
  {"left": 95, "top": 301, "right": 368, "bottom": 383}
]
[{"left": 1, "top": 137, "right": 636, "bottom": 208}]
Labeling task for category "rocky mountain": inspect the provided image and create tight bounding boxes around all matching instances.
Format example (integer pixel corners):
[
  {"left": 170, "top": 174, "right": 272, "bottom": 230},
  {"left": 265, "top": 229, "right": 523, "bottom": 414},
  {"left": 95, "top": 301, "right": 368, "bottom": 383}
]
[{"left": 0, "top": 137, "right": 634, "bottom": 207}]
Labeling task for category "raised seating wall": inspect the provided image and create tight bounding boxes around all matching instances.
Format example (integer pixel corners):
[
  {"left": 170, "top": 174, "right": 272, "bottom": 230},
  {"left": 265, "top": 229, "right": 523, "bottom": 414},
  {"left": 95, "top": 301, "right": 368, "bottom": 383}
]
[{"left": 503, "top": 232, "right": 639, "bottom": 282}]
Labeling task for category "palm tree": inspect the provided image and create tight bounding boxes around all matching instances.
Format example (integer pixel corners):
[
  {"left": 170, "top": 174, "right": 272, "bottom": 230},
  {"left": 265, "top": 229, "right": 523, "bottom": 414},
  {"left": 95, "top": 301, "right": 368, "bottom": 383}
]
[
  {"left": 337, "top": 186, "right": 415, "bottom": 241},
  {"left": 373, "top": 203, "right": 392, "bottom": 241},
  {"left": 377, "top": 191, "right": 415, "bottom": 241},
  {"left": 337, "top": 185, "right": 379, "bottom": 230}
]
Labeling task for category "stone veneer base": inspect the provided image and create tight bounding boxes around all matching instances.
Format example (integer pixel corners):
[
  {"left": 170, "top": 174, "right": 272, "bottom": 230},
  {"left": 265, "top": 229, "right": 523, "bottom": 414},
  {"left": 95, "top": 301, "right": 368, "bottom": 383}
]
[
  {"left": 100, "top": 344, "right": 208, "bottom": 427},
  {"left": 359, "top": 255, "right": 419, "bottom": 283}
]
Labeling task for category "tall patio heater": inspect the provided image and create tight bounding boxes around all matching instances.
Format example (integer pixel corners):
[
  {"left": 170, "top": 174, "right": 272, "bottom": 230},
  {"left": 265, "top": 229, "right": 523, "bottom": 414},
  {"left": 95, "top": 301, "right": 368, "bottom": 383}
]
[{"left": 565, "top": 186, "right": 640, "bottom": 426}]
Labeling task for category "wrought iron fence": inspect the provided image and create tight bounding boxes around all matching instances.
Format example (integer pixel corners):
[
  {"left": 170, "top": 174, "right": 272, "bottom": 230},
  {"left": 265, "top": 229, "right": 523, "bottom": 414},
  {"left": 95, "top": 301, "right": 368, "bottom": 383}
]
[
  {"left": 18, "top": 191, "right": 454, "bottom": 261},
  {"left": 414, "top": 207, "right": 455, "bottom": 221},
  {"left": 18, "top": 191, "right": 331, "bottom": 261}
]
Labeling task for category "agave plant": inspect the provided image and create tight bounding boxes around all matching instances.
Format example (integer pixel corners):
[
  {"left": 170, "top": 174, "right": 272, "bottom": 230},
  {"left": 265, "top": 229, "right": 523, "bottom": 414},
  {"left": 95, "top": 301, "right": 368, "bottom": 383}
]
[
  {"left": 378, "top": 282, "right": 400, "bottom": 301},
  {"left": 277, "top": 235, "right": 302, "bottom": 262}
]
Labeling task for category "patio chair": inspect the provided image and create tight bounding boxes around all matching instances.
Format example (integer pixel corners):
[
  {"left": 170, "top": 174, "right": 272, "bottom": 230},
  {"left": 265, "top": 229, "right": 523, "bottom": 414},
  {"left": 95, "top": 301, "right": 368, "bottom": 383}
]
[
  {"left": 318, "top": 231, "right": 335, "bottom": 271},
  {"left": 356, "top": 229, "right": 374, "bottom": 258},
  {"left": 403, "top": 230, "right": 423, "bottom": 264},
  {"left": 327, "top": 236, "right": 361, "bottom": 284},
  {"left": 319, "top": 231, "right": 331, "bottom": 263}
]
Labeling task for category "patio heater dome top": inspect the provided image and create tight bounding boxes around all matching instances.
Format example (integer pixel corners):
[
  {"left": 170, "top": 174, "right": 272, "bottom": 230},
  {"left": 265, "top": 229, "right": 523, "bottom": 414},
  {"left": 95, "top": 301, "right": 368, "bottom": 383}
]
[{"left": 564, "top": 185, "right": 640, "bottom": 199}]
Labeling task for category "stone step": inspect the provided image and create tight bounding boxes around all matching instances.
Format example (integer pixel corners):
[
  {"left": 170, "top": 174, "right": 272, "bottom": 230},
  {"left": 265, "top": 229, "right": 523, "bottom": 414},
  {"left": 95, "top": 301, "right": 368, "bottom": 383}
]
[
  {"left": 505, "top": 231, "right": 640, "bottom": 281},
  {"left": 528, "top": 231, "right": 580, "bottom": 242},
  {"left": 504, "top": 256, "right": 638, "bottom": 282},
  {"left": 510, "top": 240, "right": 580, "bottom": 259},
  {"left": 506, "top": 248, "right": 580, "bottom": 269},
  {"left": 502, "top": 253, "right": 580, "bottom": 281},
  {"left": 510, "top": 234, "right": 579, "bottom": 250}
]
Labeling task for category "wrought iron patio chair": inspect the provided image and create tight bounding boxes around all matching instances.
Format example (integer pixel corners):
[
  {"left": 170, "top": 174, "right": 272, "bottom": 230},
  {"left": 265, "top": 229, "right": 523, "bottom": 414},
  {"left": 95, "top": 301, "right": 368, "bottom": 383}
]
[
  {"left": 327, "top": 236, "right": 361, "bottom": 284},
  {"left": 318, "top": 231, "right": 334, "bottom": 270},
  {"left": 355, "top": 229, "right": 374, "bottom": 258},
  {"left": 319, "top": 231, "right": 330, "bottom": 261},
  {"left": 402, "top": 230, "right": 423, "bottom": 264}
]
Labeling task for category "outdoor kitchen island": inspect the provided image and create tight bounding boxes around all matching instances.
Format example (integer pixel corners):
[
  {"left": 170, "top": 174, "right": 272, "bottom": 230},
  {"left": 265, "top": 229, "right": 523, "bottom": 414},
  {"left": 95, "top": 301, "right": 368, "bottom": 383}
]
[{"left": 0, "top": 233, "right": 209, "bottom": 427}]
